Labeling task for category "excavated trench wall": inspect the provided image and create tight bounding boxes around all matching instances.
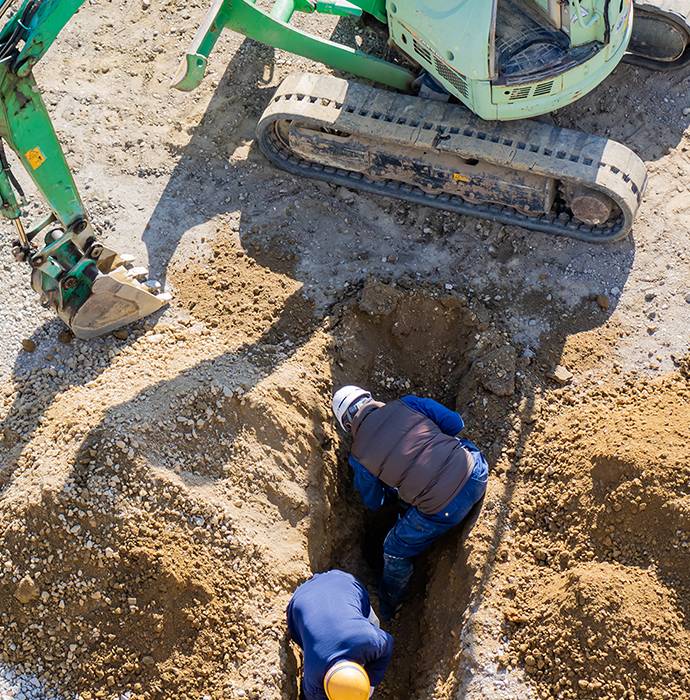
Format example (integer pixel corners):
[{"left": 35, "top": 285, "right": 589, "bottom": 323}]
[{"left": 316, "top": 279, "right": 497, "bottom": 700}]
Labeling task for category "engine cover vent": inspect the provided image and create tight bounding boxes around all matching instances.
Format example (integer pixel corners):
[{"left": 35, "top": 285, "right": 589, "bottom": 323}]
[
  {"left": 413, "top": 38, "right": 432, "bottom": 65},
  {"left": 509, "top": 86, "right": 531, "bottom": 100},
  {"left": 433, "top": 57, "right": 468, "bottom": 97},
  {"left": 534, "top": 80, "right": 554, "bottom": 96}
]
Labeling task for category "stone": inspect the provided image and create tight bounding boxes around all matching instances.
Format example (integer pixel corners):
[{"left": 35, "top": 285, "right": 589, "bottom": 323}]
[
  {"left": 596, "top": 294, "right": 610, "bottom": 310},
  {"left": 21, "top": 339, "right": 36, "bottom": 352},
  {"left": 14, "top": 575, "right": 39, "bottom": 604},
  {"left": 475, "top": 345, "right": 517, "bottom": 396},
  {"left": 113, "top": 329, "right": 129, "bottom": 340},
  {"left": 57, "top": 329, "right": 73, "bottom": 344},
  {"left": 358, "top": 279, "right": 402, "bottom": 317},
  {"left": 546, "top": 365, "right": 573, "bottom": 384}
]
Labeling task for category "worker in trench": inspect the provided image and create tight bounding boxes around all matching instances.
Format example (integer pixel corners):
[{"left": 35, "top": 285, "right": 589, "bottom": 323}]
[
  {"left": 332, "top": 386, "right": 489, "bottom": 620},
  {"left": 286, "top": 569, "right": 394, "bottom": 700}
]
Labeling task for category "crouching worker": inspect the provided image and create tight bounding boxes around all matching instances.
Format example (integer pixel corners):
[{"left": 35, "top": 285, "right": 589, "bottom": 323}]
[
  {"left": 286, "top": 569, "right": 393, "bottom": 700},
  {"left": 332, "top": 386, "right": 489, "bottom": 620}
]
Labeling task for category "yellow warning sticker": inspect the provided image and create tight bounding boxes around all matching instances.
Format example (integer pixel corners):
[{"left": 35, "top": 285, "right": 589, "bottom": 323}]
[
  {"left": 453, "top": 173, "right": 469, "bottom": 182},
  {"left": 25, "top": 147, "right": 46, "bottom": 170}
]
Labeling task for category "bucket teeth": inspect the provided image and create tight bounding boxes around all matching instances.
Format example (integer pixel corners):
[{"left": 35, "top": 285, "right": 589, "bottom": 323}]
[{"left": 125, "top": 266, "right": 149, "bottom": 280}]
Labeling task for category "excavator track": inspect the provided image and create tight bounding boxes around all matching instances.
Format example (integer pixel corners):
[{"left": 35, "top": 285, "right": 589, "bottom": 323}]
[
  {"left": 257, "top": 74, "right": 647, "bottom": 243},
  {"left": 626, "top": 0, "right": 690, "bottom": 70}
]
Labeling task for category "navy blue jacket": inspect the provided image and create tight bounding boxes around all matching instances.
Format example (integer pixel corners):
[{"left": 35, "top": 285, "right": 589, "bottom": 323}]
[{"left": 286, "top": 570, "right": 394, "bottom": 700}]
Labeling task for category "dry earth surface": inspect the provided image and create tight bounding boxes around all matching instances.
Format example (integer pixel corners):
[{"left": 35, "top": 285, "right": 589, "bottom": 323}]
[{"left": 0, "top": 1, "right": 690, "bottom": 700}]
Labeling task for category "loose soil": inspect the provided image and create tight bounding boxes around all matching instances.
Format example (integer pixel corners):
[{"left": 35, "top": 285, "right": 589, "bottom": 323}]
[{"left": 0, "top": 1, "right": 690, "bottom": 699}]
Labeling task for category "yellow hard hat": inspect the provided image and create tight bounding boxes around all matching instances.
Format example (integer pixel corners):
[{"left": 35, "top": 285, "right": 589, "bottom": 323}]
[{"left": 324, "top": 660, "right": 370, "bottom": 700}]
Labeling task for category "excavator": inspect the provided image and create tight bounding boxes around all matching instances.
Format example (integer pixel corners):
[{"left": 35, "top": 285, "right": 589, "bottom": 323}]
[{"left": 0, "top": 0, "right": 688, "bottom": 338}]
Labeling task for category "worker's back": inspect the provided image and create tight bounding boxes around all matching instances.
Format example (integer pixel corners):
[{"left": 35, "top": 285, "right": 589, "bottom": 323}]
[{"left": 286, "top": 570, "right": 393, "bottom": 700}]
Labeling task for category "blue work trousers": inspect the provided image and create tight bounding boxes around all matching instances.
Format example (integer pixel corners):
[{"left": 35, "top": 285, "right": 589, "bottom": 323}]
[{"left": 378, "top": 440, "right": 489, "bottom": 619}]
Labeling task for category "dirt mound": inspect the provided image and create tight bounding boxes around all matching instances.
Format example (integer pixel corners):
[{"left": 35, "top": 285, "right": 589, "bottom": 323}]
[
  {"left": 511, "top": 563, "right": 689, "bottom": 699},
  {"left": 488, "top": 369, "right": 690, "bottom": 700}
]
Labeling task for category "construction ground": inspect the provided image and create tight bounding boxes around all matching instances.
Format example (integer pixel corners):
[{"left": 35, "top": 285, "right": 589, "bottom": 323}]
[{"left": 0, "top": 1, "right": 689, "bottom": 699}]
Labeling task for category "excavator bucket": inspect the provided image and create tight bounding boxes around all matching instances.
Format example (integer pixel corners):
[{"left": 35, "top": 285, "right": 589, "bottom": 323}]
[
  {"left": 14, "top": 213, "right": 171, "bottom": 339},
  {"left": 55, "top": 267, "right": 168, "bottom": 340},
  {"left": 24, "top": 235, "right": 170, "bottom": 340}
]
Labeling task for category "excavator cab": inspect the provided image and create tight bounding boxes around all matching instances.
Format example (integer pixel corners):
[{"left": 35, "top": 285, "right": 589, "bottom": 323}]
[{"left": 385, "top": 0, "right": 633, "bottom": 119}]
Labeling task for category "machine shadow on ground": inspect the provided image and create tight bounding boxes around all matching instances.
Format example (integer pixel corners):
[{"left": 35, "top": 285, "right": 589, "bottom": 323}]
[
  {"left": 555, "top": 62, "right": 690, "bottom": 163},
  {"left": 141, "top": 37, "right": 279, "bottom": 286}
]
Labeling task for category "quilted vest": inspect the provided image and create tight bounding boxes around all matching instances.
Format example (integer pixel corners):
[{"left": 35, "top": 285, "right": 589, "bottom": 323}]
[{"left": 350, "top": 400, "right": 474, "bottom": 515}]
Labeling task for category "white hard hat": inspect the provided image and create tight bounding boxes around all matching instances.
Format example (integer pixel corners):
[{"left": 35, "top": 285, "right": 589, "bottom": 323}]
[
  {"left": 324, "top": 660, "right": 370, "bottom": 700},
  {"left": 332, "top": 385, "right": 372, "bottom": 432}
]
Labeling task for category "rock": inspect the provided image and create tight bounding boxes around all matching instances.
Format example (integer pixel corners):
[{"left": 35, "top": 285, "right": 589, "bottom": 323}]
[
  {"left": 358, "top": 280, "right": 402, "bottom": 317},
  {"left": 1, "top": 428, "right": 19, "bottom": 446},
  {"left": 518, "top": 395, "right": 540, "bottom": 423},
  {"left": 596, "top": 294, "right": 610, "bottom": 310},
  {"left": 14, "top": 575, "right": 39, "bottom": 604},
  {"left": 113, "top": 329, "right": 129, "bottom": 340},
  {"left": 336, "top": 186, "right": 355, "bottom": 203},
  {"left": 475, "top": 345, "right": 517, "bottom": 396},
  {"left": 546, "top": 365, "right": 573, "bottom": 384},
  {"left": 21, "top": 339, "right": 36, "bottom": 352},
  {"left": 534, "top": 547, "right": 548, "bottom": 561},
  {"left": 685, "top": 292, "right": 690, "bottom": 304}
]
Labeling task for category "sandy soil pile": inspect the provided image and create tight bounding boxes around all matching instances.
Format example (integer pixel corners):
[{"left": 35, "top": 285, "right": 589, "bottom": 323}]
[
  {"left": 0, "top": 319, "right": 337, "bottom": 699},
  {"left": 482, "top": 362, "right": 690, "bottom": 700}
]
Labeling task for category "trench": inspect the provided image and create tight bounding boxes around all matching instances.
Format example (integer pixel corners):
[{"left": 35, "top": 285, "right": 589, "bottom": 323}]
[{"left": 301, "top": 279, "right": 492, "bottom": 700}]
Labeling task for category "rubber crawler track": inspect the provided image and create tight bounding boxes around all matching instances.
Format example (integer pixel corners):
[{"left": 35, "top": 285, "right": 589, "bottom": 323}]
[
  {"left": 257, "top": 74, "right": 647, "bottom": 243},
  {"left": 625, "top": 0, "right": 690, "bottom": 70}
]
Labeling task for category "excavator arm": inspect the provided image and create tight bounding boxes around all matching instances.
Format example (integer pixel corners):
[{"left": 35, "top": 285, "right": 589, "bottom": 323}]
[{"left": 0, "top": 0, "right": 168, "bottom": 339}]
